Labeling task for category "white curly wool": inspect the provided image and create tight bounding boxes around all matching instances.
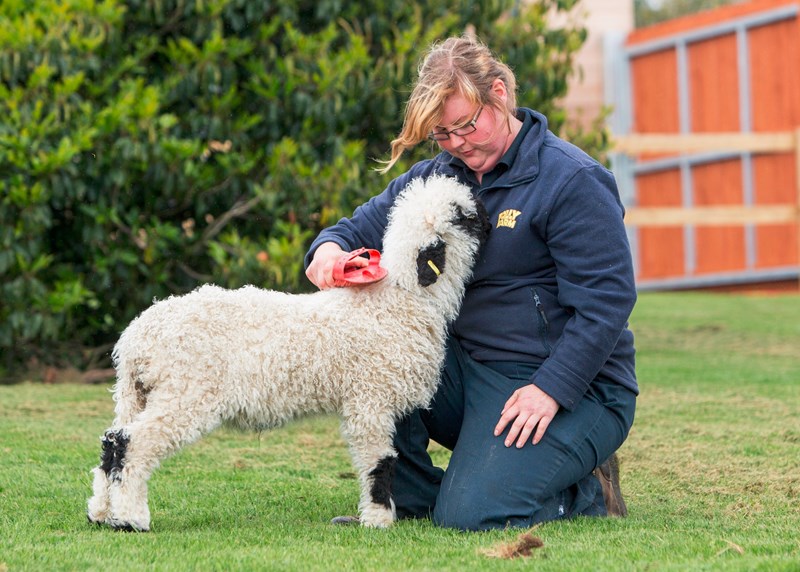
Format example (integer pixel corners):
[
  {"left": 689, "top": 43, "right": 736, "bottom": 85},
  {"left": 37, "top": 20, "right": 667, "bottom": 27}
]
[{"left": 86, "top": 174, "right": 488, "bottom": 531}]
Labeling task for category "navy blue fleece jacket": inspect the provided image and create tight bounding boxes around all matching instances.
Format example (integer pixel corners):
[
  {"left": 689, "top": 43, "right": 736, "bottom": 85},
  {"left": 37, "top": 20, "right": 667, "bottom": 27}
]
[{"left": 304, "top": 108, "right": 637, "bottom": 411}]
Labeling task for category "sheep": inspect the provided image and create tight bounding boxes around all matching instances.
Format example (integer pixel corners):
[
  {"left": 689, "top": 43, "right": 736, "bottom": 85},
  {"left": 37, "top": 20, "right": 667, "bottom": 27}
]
[{"left": 86, "top": 174, "right": 490, "bottom": 531}]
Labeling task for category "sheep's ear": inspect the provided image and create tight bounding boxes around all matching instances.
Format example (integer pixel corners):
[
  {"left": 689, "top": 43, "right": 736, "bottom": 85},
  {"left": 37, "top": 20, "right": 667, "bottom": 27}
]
[{"left": 416, "top": 238, "right": 446, "bottom": 287}]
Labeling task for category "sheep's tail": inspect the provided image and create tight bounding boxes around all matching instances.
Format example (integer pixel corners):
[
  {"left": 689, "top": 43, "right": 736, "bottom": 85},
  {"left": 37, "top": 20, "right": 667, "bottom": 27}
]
[{"left": 109, "top": 332, "right": 149, "bottom": 428}]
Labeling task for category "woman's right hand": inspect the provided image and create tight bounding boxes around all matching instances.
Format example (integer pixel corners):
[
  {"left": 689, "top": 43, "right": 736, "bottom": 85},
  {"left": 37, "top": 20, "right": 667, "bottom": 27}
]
[
  {"left": 306, "top": 242, "right": 346, "bottom": 290},
  {"left": 305, "top": 242, "right": 367, "bottom": 290}
]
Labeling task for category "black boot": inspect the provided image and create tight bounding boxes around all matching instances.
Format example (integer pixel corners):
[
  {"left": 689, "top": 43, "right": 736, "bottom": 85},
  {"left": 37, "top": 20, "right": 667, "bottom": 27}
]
[{"left": 593, "top": 452, "right": 628, "bottom": 517}]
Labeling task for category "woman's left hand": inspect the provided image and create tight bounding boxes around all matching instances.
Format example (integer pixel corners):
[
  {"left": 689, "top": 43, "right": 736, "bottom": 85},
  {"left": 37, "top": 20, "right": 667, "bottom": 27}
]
[{"left": 494, "top": 384, "right": 560, "bottom": 448}]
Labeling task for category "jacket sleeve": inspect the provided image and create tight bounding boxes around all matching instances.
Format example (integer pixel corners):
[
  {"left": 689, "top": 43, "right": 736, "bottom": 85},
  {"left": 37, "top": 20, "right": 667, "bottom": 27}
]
[{"left": 530, "top": 165, "right": 637, "bottom": 411}]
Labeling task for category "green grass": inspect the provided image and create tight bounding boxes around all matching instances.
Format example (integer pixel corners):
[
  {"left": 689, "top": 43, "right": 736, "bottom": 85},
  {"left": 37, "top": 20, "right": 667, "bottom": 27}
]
[{"left": 1, "top": 292, "right": 799, "bottom": 571}]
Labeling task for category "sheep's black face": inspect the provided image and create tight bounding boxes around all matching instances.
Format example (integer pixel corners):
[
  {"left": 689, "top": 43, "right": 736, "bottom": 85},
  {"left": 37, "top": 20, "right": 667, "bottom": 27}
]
[
  {"left": 453, "top": 198, "right": 491, "bottom": 247},
  {"left": 414, "top": 198, "right": 489, "bottom": 287},
  {"left": 416, "top": 239, "right": 446, "bottom": 287}
]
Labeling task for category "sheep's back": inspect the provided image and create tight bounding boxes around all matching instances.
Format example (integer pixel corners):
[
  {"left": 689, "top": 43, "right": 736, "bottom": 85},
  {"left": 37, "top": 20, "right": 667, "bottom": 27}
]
[{"left": 113, "top": 283, "right": 448, "bottom": 427}]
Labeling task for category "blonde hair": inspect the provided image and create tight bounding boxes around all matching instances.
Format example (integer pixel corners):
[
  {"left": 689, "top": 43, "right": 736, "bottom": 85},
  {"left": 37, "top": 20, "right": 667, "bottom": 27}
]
[{"left": 378, "top": 35, "right": 518, "bottom": 174}]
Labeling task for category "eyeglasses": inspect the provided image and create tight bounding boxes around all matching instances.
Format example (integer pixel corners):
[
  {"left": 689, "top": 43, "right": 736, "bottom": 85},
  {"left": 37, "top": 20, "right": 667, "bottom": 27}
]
[{"left": 427, "top": 106, "right": 483, "bottom": 141}]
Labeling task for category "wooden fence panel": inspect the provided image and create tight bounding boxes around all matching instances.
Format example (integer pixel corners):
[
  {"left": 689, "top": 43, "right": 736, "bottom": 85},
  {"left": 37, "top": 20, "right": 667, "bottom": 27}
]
[
  {"left": 752, "top": 154, "right": 798, "bottom": 268},
  {"left": 635, "top": 170, "right": 685, "bottom": 279},
  {"left": 749, "top": 16, "right": 800, "bottom": 270},
  {"left": 688, "top": 33, "right": 740, "bottom": 133},
  {"left": 617, "top": 0, "right": 800, "bottom": 289},
  {"left": 630, "top": 49, "right": 680, "bottom": 135},
  {"left": 692, "top": 158, "right": 746, "bottom": 274},
  {"left": 750, "top": 17, "right": 800, "bottom": 131}
]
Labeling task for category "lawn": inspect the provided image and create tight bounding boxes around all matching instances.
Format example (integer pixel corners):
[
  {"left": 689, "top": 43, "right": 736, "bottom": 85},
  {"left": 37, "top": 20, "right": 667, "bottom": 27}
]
[{"left": 1, "top": 291, "right": 799, "bottom": 571}]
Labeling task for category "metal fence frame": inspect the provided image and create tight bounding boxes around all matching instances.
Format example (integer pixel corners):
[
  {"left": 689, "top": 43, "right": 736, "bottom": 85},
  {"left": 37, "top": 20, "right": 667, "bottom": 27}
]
[{"left": 608, "top": 3, "right": 800, "bottom": 290}]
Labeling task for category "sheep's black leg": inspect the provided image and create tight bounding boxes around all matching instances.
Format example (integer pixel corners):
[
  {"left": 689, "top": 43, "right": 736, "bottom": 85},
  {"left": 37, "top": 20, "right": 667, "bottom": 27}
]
[
  {"left": 88, "top": 428, "right": 129, "bottom": 526},
  {"left": 369, "top": 456, "right": 396, "bottom": 509},
  {"left": 343, "top": 417, "right": 398, "bottom": 527},
  {"left": 99, "top": 432, "right": 116, "bottom": 475},
  {"left": 99, "top": 429, "right": 130, "bottom": 481}
]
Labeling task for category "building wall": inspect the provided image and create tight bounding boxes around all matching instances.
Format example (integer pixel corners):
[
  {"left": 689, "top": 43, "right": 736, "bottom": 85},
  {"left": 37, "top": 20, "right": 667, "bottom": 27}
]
[{"left": 550, "top": 0, "right": 635, "bottom": 127}]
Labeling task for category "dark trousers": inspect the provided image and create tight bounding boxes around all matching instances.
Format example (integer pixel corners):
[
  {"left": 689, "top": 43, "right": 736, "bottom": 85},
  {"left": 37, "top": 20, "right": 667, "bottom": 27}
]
[{"left": 392, "top": 338, "right": 636, "bottom": 531}]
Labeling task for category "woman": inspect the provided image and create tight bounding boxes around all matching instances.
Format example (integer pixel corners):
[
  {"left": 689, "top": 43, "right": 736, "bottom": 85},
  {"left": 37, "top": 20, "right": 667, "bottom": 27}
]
[{"left": 304, "top": 35, "right": 637, "bottom": 531}]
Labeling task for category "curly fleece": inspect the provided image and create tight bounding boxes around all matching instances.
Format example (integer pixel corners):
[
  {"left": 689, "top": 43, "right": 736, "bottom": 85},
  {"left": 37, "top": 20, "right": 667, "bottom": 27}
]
[{"left": 86, "top": 174, "right": 489, "bottom": 531}]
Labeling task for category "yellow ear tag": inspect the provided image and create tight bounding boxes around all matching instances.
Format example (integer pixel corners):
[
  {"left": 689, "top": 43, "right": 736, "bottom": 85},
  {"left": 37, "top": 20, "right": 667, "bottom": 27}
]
[{"left": 427, "top": 260, "right": 441, "bottom": 276}]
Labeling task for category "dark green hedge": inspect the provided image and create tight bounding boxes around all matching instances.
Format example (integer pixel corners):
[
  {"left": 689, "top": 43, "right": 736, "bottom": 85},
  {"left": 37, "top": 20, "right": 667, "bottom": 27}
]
[{"left": 0, "top": 0, "right": 594, "bottom": 377}]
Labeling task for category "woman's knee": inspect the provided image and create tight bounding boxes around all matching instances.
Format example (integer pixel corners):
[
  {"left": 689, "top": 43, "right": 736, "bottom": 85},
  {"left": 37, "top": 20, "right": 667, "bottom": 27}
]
[
  {"left": 431, "top": 489, "right": 533, "bottom": 531},
  {"left": 432, "top": 505, "right": 494, "bottom": 531}
]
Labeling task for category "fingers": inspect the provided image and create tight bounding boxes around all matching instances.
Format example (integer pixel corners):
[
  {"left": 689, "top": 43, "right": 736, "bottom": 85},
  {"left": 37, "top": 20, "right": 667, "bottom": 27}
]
[
  {"left": 493, "top": 385, "right": 559, "bottom": 448},
  {"left": 306, "top": 244, "right": 376, "bottom": 289},
  {"left": 495, "top": 395, "right": 541, "bottom": 448},
  {"left": 532, "top": 416, "right": 552, "bottom": 445},
  {"left": 305, "top": 243, "right": 347, "bottom": 290},
  {"left": 493, "top": 391, "right": 519, "bottom": 437},
  {"left": 501, "top": 410, "right": 552, "bottom": 448},
  {"left": 305, "top": 262, "right": 335, "bottom": 290}
]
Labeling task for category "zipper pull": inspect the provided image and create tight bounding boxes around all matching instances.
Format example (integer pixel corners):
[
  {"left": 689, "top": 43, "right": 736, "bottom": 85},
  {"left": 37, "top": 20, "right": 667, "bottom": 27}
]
[{"left": 533, "top": 291, "right": 549, "bottom": 326}]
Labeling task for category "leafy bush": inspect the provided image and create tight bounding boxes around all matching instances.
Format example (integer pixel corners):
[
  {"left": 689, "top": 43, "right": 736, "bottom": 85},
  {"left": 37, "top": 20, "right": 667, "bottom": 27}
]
[{"left": 0, "top": 0, "right": 594, "bottom": 377}]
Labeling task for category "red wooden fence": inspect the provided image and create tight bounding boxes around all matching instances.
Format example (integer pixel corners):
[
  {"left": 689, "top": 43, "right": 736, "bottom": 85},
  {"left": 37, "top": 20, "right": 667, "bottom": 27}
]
[{"left": 615, "top": 0, "right": 800, "bottom": 289}]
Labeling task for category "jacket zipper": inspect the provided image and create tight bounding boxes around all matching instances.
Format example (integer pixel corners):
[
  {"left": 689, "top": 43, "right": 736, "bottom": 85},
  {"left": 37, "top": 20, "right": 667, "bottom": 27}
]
[{"left": 532, "top": 288, "right": 551, "bottom": 355}]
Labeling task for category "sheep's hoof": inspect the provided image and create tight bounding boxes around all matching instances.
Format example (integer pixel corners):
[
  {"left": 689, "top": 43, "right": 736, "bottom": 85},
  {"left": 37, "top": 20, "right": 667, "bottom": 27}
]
[
  {"left": 358, "top": 507, "right": 394, "bottom": 528},
  {"left": 360, "top": 518, "right": 392, "bottom": 529},
  {"left": 107, "top": 518, "right": 150, "bottom": 532},
  {"left": 86, "top": 498, "right": 110, "bottom": 525}
]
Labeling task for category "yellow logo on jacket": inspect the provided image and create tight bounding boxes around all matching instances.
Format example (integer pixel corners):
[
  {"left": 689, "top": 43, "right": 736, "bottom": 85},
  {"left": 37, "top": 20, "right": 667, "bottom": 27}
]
[{"left": 497, "top": 209, "right": 522, "bottom": 229}]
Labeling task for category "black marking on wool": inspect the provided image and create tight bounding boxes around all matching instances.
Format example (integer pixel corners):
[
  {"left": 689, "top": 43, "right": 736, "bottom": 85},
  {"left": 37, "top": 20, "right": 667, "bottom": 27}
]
[
  {"left": 369, "top": 456, "right": 396, "bottom": 509},
  {"left": 100, "top": 429, "right": 130, "bottom": 481},
  {"left": 99, "top": 433, "right": 116, "bottom": 475},
  {"left": 452, "top": 200, "right": 491, "bottom": 245},
  {"left": 416, "top": 239, "right": 446, "bottom": 287},
  {"left": 134, "top": 379, "right": 150, "bottom": 410}
]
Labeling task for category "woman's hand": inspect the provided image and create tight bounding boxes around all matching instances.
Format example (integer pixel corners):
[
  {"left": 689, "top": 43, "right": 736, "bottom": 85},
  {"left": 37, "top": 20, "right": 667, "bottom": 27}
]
[
  {"left": 305, "top": 242, "right": 346, "bottom": 290},
  {"left": 494, "top": 384, "right": 560, "bottom": 448},
  {"left": 305, "top": 242, "right": 367, "bottom": 290}
]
